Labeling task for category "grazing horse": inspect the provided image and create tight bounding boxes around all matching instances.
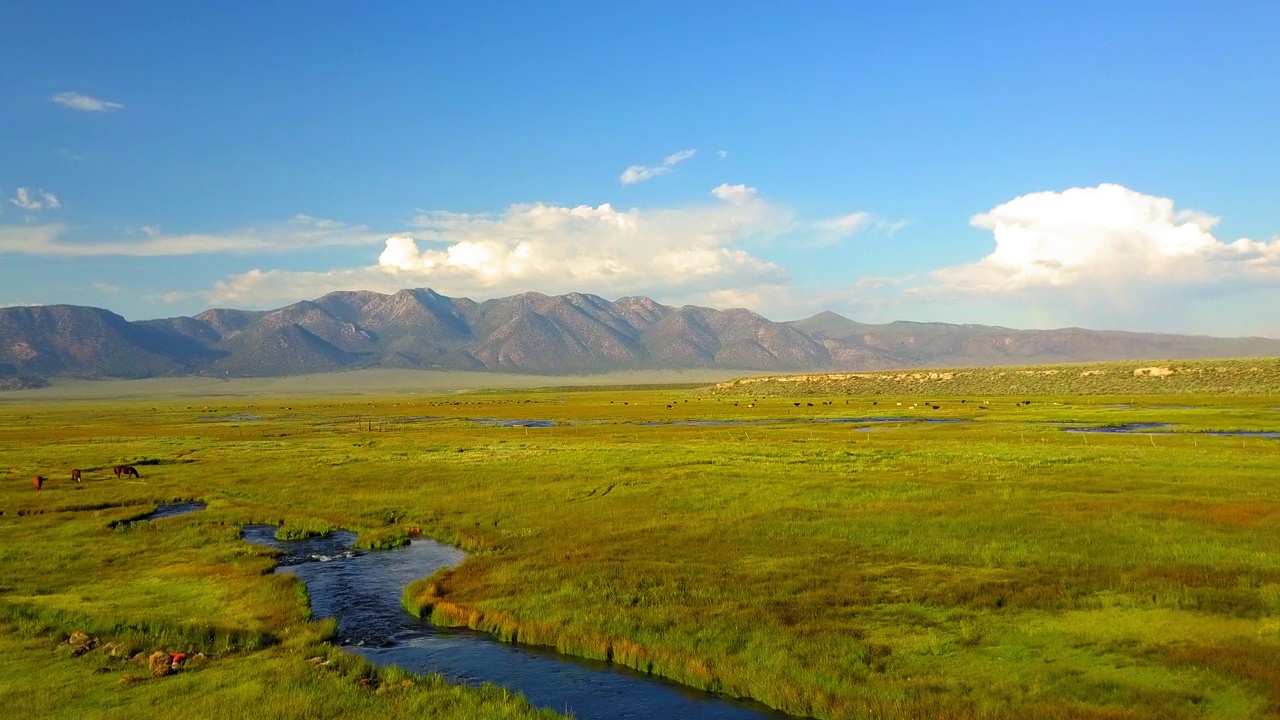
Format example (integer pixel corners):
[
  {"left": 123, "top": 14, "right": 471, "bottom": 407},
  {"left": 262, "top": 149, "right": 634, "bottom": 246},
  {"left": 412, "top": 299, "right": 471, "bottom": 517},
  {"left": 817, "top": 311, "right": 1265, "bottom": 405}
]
[
  {"left": 71, "top": 469, "right": 82, "bottom": 482},
  {"left": 33, "top": 475, "right": 44, "bottom": 491},
  {"left": 119, "top": 465, "right": 140, "bottom": 478}
]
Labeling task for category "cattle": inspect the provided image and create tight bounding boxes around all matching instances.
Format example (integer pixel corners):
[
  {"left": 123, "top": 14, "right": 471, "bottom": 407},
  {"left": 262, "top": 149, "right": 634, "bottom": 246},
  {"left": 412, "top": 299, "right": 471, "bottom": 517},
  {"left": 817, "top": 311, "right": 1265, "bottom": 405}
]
[
  {"left": 33, "top": 475, "right": 44, "bottom": 491},
  {"left": 71, "top": 469, "right": 82, "bottom": 482},
  {"left": 119, "top": 466, "right": 140, "bottom": 478}
]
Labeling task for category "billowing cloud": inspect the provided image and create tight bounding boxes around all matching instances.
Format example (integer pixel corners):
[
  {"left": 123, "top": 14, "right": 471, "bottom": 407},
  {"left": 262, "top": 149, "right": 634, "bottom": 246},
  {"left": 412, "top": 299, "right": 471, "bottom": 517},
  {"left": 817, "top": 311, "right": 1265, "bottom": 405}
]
[
  {"left": 927, "top": 184, "right": 1280, "bottom": 295},
  {"left": 10, "top": 188, "right": 61, "bottom": 212},
  {"left": 206, "top": 186, "right": 795, "bottom": 306},
  {"left": 0, "top": 215, "right": 382, "bottom": 257},
  {"left": 51, "top": 92, "right": 124, "bottom": 112},
  {"left": 620, "top": 149, "right": 697, "bottom": 185}
]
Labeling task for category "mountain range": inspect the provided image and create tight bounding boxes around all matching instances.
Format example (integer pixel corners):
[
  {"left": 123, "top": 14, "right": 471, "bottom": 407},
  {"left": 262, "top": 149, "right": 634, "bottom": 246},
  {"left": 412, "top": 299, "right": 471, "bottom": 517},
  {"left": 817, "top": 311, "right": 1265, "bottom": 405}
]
[{"left": 2, "top": 288, "right": 1278, "bottom": 390}]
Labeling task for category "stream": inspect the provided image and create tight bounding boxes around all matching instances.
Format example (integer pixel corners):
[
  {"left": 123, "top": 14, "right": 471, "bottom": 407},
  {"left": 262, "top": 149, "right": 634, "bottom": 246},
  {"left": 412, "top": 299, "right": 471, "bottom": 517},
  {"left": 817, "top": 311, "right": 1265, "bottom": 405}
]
[{"left": 241, "top": 525, "right": 794, "bottom": 720}]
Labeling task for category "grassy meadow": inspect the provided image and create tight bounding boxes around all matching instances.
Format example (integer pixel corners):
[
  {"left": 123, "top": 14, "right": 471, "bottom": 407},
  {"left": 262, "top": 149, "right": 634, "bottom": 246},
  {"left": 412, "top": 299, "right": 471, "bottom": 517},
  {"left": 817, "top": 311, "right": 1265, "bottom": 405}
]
[{"left": 3, "top": 361, "right": 1280, "bottom": 719}]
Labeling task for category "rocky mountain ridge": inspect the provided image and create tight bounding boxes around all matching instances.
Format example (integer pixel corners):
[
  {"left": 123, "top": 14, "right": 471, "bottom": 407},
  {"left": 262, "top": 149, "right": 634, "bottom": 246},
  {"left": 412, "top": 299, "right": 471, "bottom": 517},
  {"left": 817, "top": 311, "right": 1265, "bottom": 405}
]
[{"left": 2, "top": 289, "right": 1278, "bottom": 389}]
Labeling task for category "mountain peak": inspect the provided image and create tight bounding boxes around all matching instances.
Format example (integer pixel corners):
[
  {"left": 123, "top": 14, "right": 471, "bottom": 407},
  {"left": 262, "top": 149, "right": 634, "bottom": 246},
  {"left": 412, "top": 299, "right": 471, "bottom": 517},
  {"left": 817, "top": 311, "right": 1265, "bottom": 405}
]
[{"left": 4, "top": 288, "right": 1280, "bottom": 387}]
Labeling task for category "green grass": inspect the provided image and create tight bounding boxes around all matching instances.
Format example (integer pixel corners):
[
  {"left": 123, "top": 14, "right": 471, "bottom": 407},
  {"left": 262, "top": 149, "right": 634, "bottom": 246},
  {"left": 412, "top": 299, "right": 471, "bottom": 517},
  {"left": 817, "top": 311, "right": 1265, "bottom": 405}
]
[{"left": 3, "top": 367, "right": 1280, "bottom": 718}]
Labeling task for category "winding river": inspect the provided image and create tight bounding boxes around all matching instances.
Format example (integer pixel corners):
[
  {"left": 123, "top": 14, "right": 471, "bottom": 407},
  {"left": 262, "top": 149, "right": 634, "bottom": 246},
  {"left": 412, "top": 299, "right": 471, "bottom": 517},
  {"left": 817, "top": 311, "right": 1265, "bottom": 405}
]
[{"left": 242, "top": 525, "right": 794, "bottom": 720}]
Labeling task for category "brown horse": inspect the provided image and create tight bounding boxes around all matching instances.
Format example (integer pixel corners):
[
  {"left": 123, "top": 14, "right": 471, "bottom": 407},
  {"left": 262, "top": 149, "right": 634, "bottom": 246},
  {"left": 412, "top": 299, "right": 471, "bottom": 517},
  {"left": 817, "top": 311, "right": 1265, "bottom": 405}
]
[
  {"left": 71, "top": 469, "right": 82, "bottom": 482},
  {"left": 33, "top": 475, "right": 44, "bottom": 491},
  {"left": 119, "top": 466, "right": 140, "bottom": 478},
  {"left": 113, "top": 465, "right": 125, "bottom": 478}
]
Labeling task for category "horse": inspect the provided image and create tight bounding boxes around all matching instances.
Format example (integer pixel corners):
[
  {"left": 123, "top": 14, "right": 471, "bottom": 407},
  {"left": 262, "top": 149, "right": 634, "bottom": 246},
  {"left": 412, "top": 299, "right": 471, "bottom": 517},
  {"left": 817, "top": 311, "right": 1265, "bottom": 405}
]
[
  {"left": 33, "top": 475, "right": 44, "bottom": 491},
  {"left": 71, "top": 469, "right": 82, "bottom": 482},
  {"left": 119, "top": 466, "right": 140, "bottom": 478},
  {"left": 113, "top": 466, "right": 124, "bottom": 478}
]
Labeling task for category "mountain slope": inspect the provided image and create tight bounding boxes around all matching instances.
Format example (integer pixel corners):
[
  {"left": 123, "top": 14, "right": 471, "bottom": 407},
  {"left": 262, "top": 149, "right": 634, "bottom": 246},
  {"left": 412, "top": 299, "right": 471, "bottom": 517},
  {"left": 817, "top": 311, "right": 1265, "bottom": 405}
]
[
  {"left": 2, "top": 292, "right": 1279, "bottom": 388},
  {"left": 0, "top": 305, "right": 214, "bottom": 379},
  {"left": 787, "top": 312, "right": 1280, "bottom": 366}
]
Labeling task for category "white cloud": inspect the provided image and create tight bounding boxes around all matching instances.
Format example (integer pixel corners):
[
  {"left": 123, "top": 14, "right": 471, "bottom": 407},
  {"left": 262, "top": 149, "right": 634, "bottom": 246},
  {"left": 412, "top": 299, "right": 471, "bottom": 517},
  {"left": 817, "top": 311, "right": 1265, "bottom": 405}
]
[
  {"left": 620, "top": 149, "right": 697, "bottom": 185},
  {"left": 206, "top": 186, "right": 793, "bottom": 306},
  {"left": 805, "top": 212, "right": 910, "bottom": 249},
  {"left": 716, "top": 150, "right": 729, "bottom": 159},
  {"left": 0, "top": 215, "right": 383, "bottom": 257},
  {"left": 51, "top": 91, "right": 124, "bottom": 112},
  {"left": 818, "top": 212, "right": 870, "bottom": 236},
  {"left": 10, "top": 188, "right": 61, "bottom": 212},
  {"left": 710, "top": 183, "right": 758, "bottom": 204},
  {"left": 926, "top": 184, "right": 1280, "bottom": 296}
]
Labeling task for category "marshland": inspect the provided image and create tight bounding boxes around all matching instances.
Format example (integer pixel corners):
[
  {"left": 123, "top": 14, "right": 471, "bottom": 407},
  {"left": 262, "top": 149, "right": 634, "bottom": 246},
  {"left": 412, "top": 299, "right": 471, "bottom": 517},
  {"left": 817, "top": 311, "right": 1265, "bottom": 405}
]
[{"left": 4, "top": 359, "right": 1280, "bottom": 719}]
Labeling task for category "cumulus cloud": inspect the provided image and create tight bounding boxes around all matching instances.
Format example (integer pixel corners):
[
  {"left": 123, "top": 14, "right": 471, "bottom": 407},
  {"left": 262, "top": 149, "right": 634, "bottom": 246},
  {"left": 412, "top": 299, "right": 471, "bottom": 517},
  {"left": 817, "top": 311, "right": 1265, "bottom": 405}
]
[
  {"left": 926, "top": 184, "right": 1280, "bottom": 296},
  {"left": 206, "top": 186, "right": 795, "bottom": 306},
  {"left": 620, "top": 149, "right": 697, "bottom": 185},
  {"left": 10, "top": 188, "right": 61, "bottom": 212},
  {"left": 0, "top": 215, "right": 382, "bottom": 257},
  {"left": 51, "top": 91, "right": 124, "bottom": 112}
]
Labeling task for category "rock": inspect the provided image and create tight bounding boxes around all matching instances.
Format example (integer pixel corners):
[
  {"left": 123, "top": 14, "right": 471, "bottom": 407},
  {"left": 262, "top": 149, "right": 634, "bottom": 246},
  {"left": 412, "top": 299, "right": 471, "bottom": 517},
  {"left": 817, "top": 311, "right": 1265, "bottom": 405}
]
[
  {"left": 148, "top": 651, "right": 172, "bottom": 677},
  {"left": 68, "top": 631, "right": 92, "bottom": 649},
  {"left": 187, "top": 652, "right": 208, "bottom": 667}
]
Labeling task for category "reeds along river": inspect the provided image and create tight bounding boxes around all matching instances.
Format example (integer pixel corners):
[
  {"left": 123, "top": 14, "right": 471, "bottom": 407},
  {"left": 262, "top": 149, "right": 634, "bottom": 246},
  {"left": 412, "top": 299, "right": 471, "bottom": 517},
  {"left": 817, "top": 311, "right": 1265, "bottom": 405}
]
[{"left": 241, "top": 525, "right": 797, "bottom": 720}]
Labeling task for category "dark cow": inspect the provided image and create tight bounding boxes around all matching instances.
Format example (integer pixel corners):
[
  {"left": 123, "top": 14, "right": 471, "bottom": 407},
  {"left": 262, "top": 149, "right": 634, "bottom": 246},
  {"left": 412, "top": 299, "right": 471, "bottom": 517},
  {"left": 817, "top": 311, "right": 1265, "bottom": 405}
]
[
  {"left": 33, "top": 475, "right": 45, "bottom": 491},
  {"left": 71, "top": 469, "right": 82, "bottom": 482},
  {"left": 119, "top": 466, "right": 140, "bottom": 478}
]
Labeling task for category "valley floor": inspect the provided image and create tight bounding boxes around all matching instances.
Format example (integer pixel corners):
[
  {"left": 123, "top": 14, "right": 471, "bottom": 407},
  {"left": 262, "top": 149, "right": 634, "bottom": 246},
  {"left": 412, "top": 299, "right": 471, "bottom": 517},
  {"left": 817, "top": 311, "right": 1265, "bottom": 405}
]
[{"left": 3, "top": 385, "right": 1280, "bottom": 718}]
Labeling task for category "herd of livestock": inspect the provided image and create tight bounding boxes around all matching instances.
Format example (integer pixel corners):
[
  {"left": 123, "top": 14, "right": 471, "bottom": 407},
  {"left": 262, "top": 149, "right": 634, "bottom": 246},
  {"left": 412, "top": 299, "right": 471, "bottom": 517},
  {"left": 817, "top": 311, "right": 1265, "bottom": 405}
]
[{"left": 32, "top": 465, "right": 140, "bottom": 490}]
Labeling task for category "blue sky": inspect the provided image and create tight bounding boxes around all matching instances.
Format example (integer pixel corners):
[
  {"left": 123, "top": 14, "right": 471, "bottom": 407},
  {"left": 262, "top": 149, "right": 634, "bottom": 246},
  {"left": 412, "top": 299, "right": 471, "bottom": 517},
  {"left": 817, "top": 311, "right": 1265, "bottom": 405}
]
[{"left": 2, "top": 1, "right": 1278, "bottom": 336}]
